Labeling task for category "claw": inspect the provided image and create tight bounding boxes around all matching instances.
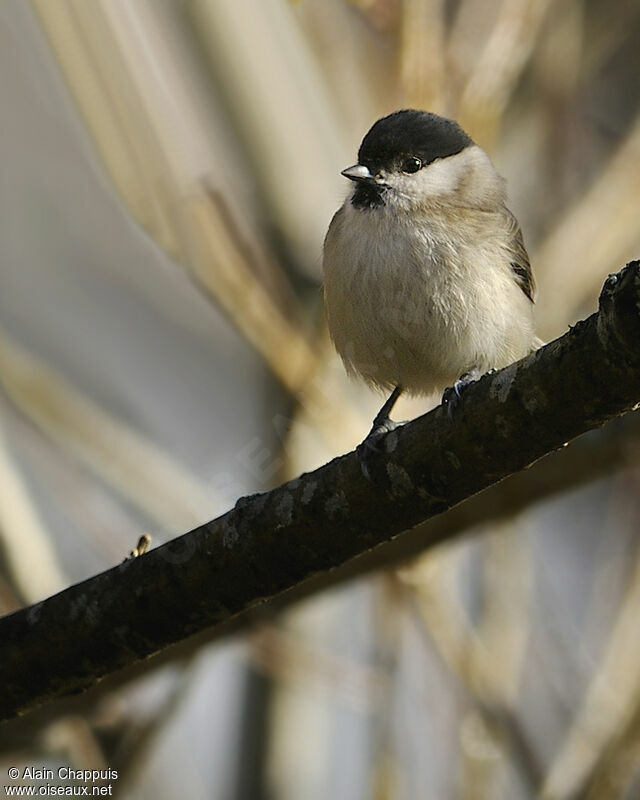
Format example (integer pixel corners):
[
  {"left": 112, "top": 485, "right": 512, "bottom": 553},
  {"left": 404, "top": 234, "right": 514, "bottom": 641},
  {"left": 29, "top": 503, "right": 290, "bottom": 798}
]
[
  {"left": 442, "top": 372, "right": 478, "bottom": 417},
  {"left": 358, "top": 418, "right": 405, "bottom": 480}
]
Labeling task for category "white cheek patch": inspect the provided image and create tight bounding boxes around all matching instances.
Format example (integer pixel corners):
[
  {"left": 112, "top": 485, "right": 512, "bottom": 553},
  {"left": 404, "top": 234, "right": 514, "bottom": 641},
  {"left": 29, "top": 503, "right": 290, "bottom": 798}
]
[
  {"left": 415, "top": 158, "right": 460, "bottom": 196},
  {"left": 388, "top": 145, "right": 497, "bottom": 204}
]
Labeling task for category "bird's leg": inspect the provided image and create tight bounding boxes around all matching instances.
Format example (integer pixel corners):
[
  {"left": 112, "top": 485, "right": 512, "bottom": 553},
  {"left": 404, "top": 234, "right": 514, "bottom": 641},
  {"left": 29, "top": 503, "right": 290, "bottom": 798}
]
[
  {"left": 442, "top": 368, "right": 482, "bottom": 417},
  {"left": 370, "top": 385, "right": 403, "bottom": 434},
  {"left": 358, "top": 385, "right": 404, "bottom": 478}
]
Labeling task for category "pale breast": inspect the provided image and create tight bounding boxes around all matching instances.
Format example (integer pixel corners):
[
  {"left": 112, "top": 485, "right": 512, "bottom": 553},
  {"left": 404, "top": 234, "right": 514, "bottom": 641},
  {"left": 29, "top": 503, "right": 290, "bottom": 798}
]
[{"left": 323, "top": 202, "right": 537, "bottom": 396}]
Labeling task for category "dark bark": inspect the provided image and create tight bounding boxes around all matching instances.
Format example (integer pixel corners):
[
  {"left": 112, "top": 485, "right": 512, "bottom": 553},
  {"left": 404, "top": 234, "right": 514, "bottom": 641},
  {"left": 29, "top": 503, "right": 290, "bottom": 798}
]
[
  {"left": 1, "top": 413, "right": 637, "bottom": 748},
  {"left": 1, "top": 262, "right": 640, "bottom": 723}
]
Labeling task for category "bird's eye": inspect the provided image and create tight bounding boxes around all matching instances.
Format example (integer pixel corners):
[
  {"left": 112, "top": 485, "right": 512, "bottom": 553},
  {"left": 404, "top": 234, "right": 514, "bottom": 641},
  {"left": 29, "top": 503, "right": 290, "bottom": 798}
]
[{"left": 401, "top": 157, "right": 423, "bottom": 174}]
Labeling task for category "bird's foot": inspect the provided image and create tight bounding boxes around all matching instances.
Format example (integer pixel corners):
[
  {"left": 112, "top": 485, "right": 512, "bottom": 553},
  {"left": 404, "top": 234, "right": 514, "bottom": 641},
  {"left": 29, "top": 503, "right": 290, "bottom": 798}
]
[
  {"left": 442, "top": 372, "right": 478, "bottom": 417},
  {"left": 357, "top": 417, "right": 406, "bottom": 480}
]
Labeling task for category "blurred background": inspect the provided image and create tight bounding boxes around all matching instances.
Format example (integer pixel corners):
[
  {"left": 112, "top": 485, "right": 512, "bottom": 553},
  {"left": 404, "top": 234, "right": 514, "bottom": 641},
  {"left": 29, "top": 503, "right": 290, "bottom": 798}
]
[{"left": 1, "top": 0, "right": 640, "bottom": 797}]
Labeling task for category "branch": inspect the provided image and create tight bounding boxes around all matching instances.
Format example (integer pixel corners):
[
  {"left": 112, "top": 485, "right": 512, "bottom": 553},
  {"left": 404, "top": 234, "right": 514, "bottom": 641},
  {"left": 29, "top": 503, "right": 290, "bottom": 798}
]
[
  {"left": 1, "top": 418, "right": 637, "bottom": 747},
  {"left": 2, "top": 262, "right": 640, "bottom": 723}
]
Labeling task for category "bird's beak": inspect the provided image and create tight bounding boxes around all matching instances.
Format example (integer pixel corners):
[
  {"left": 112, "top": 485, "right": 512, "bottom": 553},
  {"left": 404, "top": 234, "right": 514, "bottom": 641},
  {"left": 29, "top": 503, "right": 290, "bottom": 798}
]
[{"left": 341, "top": 164, "right": 375, "bottom": 183}]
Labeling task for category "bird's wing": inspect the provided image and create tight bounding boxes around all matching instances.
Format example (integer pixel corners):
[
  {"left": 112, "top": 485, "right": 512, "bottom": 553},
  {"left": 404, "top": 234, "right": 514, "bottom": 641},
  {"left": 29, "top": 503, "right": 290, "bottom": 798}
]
[{"left": 502, "top": 207, "right": 536, "bottom": 303}]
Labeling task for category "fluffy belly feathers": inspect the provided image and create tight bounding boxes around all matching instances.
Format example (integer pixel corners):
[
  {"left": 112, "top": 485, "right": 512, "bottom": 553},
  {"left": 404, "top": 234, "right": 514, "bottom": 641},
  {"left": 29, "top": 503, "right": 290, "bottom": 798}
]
[{"left": 323, "top": 206, "right": 537, "bottom": 396}]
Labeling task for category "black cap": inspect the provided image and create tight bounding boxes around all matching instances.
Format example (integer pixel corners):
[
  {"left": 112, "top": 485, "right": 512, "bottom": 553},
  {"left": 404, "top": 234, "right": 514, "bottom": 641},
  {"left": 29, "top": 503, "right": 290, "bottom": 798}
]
[{"left": 357, "top": 110, "right": 473, "bottom": 172}]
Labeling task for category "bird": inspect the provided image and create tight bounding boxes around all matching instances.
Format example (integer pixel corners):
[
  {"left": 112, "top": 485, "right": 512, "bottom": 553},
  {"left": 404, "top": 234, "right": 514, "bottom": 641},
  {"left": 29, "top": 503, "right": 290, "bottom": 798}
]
[{"left": 322, "top": 109, "right": 541, "bottom": 459}]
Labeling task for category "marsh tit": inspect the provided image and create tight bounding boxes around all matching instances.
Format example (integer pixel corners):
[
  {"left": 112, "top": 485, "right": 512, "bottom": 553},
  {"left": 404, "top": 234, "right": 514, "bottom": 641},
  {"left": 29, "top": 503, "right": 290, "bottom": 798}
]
[{"left": 323, "top": 109, "right": 541, "bottom": 454}]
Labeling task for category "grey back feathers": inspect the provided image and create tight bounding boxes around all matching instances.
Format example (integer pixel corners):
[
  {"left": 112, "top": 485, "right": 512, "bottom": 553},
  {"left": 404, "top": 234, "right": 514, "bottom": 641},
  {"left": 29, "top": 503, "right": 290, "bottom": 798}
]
[{"left": 503, "top": 209, "right": 536, "bottom": 302}]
